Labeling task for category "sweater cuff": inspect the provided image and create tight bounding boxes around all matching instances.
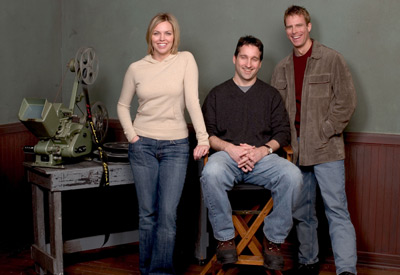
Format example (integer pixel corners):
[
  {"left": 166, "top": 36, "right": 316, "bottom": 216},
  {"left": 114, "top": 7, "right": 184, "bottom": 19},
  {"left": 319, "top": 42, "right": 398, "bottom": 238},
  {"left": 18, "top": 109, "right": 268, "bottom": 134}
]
[{"left": 125, "top": 130, "right": 137, "bottom": 143}]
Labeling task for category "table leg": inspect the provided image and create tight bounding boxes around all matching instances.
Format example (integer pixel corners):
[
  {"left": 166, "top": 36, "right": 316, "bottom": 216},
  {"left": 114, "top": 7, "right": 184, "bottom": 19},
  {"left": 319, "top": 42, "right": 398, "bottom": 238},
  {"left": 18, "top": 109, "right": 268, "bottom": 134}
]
[
  {"left": 31, "top": 185, "right": 45, "bottom": 275},
  {"left": 31, "top": 185, "right": 64, "bottom": 274},
  {"left": 49, "top": 191, "right": 63, "bottom": 274}
]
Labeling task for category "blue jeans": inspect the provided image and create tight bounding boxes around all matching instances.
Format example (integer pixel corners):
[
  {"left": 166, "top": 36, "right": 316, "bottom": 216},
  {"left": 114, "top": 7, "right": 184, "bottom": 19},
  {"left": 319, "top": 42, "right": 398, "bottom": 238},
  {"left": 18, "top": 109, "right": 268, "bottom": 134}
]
[
  {"left": 128, "top": 137, "right": 189, "bottom": 275},
  {"left": 200, "top": 151, "right": 303, "bottom": 244},
  {"left": 294, "top": 160, "right": 357, "bottom": 274}
]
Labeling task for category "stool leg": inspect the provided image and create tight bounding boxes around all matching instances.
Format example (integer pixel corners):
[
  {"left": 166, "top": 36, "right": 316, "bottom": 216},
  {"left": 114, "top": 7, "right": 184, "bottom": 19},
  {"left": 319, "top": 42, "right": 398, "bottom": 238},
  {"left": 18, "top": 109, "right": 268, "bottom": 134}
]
[
  {"left": 201, "top": 198, "right": 274, "bottom": 274},
  {"left": 200, "top": 255, "right": 217, "bottom": 275},
  {"left": 236, "top": 198, "right": 273, "bottom": 254},
  {"left": 233, "top": 215, "right": 262, "bottom": 256},
  {"left": 200, "top": 255, "right": 229, "bottom": 275},
  {"left": 196, "top": 189, "right": 209, "bottom": 264}
]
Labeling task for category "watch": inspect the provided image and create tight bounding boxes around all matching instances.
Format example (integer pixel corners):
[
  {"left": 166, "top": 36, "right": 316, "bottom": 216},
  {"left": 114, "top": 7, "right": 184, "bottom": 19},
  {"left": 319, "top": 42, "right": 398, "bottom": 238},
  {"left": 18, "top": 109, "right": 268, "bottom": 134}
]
[{"left": 263, "top": 144, "right": 273, "bottom": 154}]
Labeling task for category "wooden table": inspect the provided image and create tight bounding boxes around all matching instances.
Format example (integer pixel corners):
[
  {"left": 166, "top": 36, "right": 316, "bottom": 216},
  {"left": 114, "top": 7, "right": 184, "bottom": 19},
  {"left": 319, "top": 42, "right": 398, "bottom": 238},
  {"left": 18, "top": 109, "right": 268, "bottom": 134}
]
[{"left": 25, "top": 160, "right": 137, "bottom": 275}]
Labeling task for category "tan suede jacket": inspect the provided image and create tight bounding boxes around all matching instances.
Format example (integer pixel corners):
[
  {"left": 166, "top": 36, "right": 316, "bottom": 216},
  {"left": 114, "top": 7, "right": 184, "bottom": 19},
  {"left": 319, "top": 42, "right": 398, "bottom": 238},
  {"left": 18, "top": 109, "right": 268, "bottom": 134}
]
[{"left": 271, "top": 40, "right": 356, "bottom": 166}]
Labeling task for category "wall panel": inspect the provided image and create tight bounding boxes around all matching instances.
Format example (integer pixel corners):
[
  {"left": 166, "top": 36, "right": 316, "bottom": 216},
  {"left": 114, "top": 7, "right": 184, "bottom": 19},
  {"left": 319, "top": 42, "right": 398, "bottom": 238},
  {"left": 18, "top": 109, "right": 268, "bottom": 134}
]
[
  {"left": 345, "top": 133, "right": 400, "bottom": 267},
  {"left": 0, "top": 123, "right": 38, "bottom": 247}
]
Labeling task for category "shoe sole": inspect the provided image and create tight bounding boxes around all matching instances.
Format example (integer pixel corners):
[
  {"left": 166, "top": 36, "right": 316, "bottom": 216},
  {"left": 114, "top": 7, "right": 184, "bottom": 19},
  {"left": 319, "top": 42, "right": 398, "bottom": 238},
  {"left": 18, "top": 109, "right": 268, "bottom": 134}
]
[
  {"left": 217, "top": 255, "right": 238, "bottom": 265},
  {"left": 263, "top": 255, "right": 284, "bottom": 270}
]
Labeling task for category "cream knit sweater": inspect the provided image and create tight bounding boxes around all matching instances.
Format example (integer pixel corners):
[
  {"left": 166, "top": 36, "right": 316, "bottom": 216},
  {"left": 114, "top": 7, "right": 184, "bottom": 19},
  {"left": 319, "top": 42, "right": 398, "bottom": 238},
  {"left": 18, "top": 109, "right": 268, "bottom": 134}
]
[{"left": 117, "top": 51, "right": 209, "bottom": 146}]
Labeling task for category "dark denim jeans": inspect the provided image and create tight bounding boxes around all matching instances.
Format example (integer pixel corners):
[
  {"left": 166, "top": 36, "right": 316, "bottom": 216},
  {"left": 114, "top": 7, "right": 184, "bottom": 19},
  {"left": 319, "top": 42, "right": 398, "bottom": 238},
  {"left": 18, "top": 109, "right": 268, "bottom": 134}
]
[{"left": 128, "top": 136, "right": 189, "bottom": 275}]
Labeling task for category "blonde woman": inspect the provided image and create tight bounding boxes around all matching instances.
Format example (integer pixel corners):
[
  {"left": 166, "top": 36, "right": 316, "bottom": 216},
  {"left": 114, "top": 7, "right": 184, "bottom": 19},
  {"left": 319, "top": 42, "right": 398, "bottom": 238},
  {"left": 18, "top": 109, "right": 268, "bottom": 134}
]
[{"left": 117, "top": 13, "right": 209, "bottom": 275}]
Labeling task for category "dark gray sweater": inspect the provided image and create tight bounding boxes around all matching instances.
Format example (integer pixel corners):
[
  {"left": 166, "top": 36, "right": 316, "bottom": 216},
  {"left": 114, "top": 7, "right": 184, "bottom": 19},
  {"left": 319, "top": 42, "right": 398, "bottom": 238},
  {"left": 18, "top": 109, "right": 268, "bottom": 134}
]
[{"left": 202, "top": 78, "right": 290, "bottom": 148}]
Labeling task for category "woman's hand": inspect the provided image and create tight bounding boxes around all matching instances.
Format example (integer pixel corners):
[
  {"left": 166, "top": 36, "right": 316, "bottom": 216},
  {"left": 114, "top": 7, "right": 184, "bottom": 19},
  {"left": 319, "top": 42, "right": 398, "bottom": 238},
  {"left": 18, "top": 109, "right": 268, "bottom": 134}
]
[
  {"left": 193, "top": 145, "right": 210, "bottom": 160},
  {"left": 130, "top": 136, "right": 139, "bottom": 143}
]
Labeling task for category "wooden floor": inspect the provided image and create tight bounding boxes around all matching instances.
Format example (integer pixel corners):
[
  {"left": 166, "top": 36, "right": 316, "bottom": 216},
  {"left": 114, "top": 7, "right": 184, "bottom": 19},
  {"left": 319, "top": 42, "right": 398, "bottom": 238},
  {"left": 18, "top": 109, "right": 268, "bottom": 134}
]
[{"left": 1, "top": 242, "right": 400, "bottom": 275}]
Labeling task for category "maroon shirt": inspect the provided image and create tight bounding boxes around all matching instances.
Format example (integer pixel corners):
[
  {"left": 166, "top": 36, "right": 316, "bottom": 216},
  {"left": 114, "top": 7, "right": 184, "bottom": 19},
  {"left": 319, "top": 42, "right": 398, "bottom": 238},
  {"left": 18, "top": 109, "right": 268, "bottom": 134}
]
[{"left": 293, "top": 43, "right": 313, "bottom": 137}]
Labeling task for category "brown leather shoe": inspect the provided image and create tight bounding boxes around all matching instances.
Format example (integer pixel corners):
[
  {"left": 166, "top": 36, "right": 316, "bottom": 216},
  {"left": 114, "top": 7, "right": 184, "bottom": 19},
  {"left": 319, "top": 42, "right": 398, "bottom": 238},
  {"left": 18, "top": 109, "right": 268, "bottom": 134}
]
[
  {"left": 216, "top": 239, "right": 238, "bottom": 264},
  {"left": 263, "top": 237, "right": 284, "bottom": 270},
  {"left": 285, "top": 262, "right": 320, "bottom": 274}
]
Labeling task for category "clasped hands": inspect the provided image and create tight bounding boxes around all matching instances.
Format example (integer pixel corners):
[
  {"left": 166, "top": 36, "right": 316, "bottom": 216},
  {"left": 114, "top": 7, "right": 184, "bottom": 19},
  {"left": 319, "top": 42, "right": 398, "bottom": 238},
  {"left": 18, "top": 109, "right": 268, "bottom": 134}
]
[{"left": 229, "top": 143, "right": 267, "bottom": 173}]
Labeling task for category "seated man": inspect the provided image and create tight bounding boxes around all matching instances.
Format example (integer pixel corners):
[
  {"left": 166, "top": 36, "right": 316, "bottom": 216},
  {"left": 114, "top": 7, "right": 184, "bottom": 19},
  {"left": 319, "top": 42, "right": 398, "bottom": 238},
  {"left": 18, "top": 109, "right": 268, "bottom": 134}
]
[{"left": 200, "top": 35, "right": 303, "bottom": 271}]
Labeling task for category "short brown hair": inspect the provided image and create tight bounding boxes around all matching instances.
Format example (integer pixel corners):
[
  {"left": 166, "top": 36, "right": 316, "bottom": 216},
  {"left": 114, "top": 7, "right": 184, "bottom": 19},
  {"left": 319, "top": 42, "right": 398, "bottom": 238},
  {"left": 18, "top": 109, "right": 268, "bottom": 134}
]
[
  {"left": 284, "top": 5, "right": 311, "bottom": 26},
  {"left": 145, "top": 13, "right": 180, "bottom": 55},
  {"left": 234, "top": 35, "right": 264, "bottom": 61}
]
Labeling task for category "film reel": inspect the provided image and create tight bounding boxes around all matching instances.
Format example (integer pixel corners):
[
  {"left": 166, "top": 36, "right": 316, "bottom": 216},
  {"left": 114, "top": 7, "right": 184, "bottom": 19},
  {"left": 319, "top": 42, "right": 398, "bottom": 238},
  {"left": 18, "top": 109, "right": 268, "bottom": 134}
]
[
  {"left": 74, "top": 47, "right": 99, "bottom": 85},
  {"left": 91, "top": 101, "right": 109, "bottom": 144}
]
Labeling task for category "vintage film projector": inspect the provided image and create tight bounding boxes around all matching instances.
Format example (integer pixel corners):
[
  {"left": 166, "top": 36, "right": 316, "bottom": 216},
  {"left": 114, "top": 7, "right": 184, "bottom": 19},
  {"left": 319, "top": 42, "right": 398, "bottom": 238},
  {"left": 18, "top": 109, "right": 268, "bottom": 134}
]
[{"left": 18, "top": 47, "right": 108, "bottom": 168}]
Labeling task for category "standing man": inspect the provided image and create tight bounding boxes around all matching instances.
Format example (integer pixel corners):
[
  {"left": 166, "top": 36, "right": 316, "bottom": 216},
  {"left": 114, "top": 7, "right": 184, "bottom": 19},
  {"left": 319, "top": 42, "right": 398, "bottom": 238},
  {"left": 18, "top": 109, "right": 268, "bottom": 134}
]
[
  {"left": 201, "top": 35, "right": 303, "bottom": 271},
  {"left": 271, "top": 5, "right": 357, "bottom": 275}
]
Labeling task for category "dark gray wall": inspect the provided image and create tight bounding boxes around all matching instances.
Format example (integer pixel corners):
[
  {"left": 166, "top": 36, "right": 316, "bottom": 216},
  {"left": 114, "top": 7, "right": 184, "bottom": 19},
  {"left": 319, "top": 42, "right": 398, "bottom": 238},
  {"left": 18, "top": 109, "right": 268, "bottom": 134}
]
[
  {"left": 1, "top": 0, "right": 61, "bottom": 124},
  {"left": 2, "top": 0, "right": 400, "bottom": 134}
]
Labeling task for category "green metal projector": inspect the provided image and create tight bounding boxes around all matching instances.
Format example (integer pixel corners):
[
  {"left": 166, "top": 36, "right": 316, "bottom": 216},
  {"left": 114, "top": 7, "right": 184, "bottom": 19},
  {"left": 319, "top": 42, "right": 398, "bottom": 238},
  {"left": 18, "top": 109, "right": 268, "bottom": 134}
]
[
  {"left": 18, "top": 97, "right": 93, "bottom": 167},
  {"left": 18, "top": 47, "right": 107, "bottom": 168}
]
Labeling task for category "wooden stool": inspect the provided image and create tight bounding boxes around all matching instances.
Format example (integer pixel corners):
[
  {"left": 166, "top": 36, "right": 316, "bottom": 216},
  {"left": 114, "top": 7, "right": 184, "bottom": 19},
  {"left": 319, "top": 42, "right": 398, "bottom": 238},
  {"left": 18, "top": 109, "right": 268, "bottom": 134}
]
[
  {"left": 200, "top": 185, "right": 283, "bottom": 275},
  {"left": 199, "top": 146, "right": 293, "bottom": 275}
]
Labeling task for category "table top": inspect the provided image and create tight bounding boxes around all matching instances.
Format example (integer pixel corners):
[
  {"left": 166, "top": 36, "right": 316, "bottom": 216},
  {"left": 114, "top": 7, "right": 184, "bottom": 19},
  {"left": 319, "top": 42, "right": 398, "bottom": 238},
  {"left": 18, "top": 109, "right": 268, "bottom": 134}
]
[{"left": 24, "top": 161, "right": 134, "bottom": 191}]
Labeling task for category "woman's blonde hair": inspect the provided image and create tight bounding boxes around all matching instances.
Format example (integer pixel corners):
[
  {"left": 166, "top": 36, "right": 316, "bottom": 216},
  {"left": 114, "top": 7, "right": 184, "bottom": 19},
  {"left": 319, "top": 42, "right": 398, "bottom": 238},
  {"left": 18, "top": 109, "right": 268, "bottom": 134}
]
[{"left": 146, "top": 13, "right": 180, "bottom": 55}]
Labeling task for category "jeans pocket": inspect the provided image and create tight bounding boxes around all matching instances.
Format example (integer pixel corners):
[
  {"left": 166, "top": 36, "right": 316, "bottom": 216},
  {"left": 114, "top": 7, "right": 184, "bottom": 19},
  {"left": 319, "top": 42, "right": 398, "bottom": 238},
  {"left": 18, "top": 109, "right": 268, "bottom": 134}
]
[{"left": 128, "top": 137, "right": 144, "bottom": 161}]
